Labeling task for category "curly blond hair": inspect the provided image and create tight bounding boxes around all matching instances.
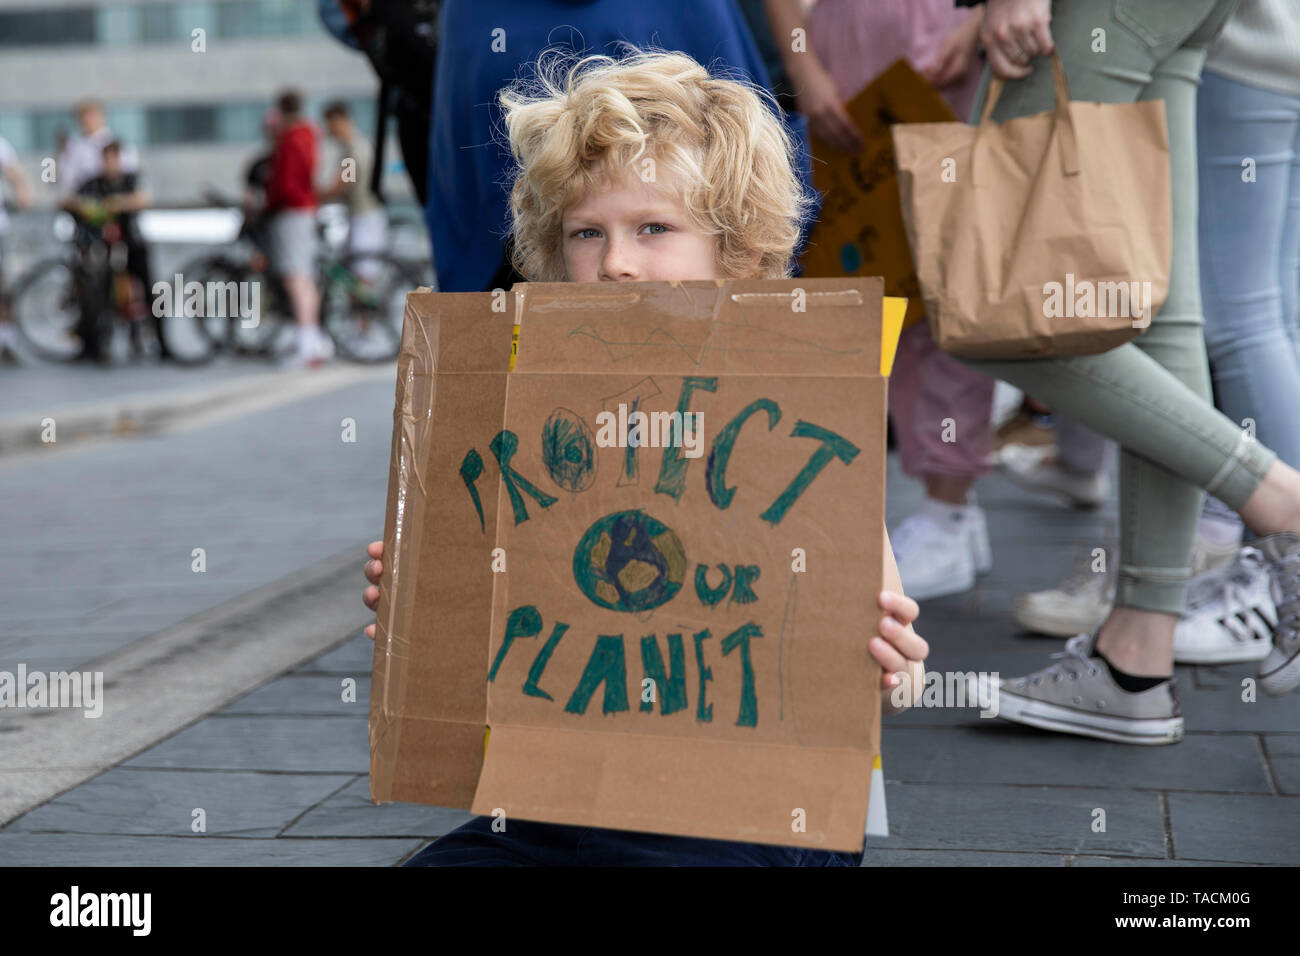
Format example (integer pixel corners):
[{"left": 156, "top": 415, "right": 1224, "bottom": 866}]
[{"left": 498, "top": 46, "right": 814, "bottom": 281}]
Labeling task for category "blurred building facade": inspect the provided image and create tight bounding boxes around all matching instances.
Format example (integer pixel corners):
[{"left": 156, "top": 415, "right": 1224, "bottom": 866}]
[{"left": 0, "top": 0, "right": 405, "bottom": 204}]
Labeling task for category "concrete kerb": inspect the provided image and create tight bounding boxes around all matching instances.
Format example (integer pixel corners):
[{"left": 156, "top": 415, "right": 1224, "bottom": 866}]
[{"left": 0, "top": 362, "right": 396, "bottom": 457}]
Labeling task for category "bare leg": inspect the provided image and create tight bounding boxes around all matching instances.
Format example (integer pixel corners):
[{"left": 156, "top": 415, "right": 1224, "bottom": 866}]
[
  {"left": 284, "top": 273, "right": 319, "bottom": 329},
  {"left": 924, "top": 474, "right": 974, "bottom": 506}
]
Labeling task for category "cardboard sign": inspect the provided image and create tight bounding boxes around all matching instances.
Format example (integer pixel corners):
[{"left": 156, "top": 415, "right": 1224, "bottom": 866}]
[
  {"left": 370, "top": 277, "right": 905, "bottom": 852},
  {"left": 799, "top": 59, "right": 956, "bottom": 332}
]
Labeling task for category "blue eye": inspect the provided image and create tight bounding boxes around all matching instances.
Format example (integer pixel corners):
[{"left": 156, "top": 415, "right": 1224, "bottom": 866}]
[
  {"left": 643, "top": 223, "right": 669, "bottom": 235},
  {"left": 573, "top": 228, "right": 600, "bottom": 240}
]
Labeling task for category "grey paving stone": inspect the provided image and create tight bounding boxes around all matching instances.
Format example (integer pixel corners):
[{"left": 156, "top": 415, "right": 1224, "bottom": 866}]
[
  {"left": 861, "top": 847, "right": 1066, "bottom": 866},
  {"left": 221, "top": 675, "right": 370, "bottom": 717},
  {"left": 1179, "top": 681, "right": 1300, "bottom": 733},
  {"left": 1166, "top": 792, "right": 1300, "bottom": 864},
  {"left": 1069, "top": 855, "right": 1264, "bottom": 867},
  {"left": 296, "top": 635, "right": 375, "bottom": 676},
  {"left": 1260, "top": 734, "right": 1300, "bottom": 795},
  {"left": 1264, "top": 734, "right": 1300, "bottom": 756},
  {"left": 124, "top": 716, "right": 368, "bottom": 773},
  {"left": 0, "top": 378, "right": 392, "bottom": 673},
  {"left": 283, "top": 777, "right": 475, "bottom": 838},
  {"left": 3, "top": 768, "right": 354, "bottom": 837},
  {"left": 875, "top": 782, "right": 1166, "bottom": 857},
  {"left": 883, "top": 726, "right": 1272, "bottom": 794},
  {"left": 0, "top": 833, "right": 422, "bottom": 866}
]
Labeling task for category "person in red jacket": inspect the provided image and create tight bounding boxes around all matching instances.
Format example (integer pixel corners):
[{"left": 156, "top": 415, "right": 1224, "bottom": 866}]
[{"left": 264, "top": 89, "right": 328, "bottom": 366}]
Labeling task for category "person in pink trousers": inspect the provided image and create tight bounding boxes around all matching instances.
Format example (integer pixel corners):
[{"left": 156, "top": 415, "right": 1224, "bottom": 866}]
[{"left": 765, "top": 0, "right": 994, "bottom": 599}]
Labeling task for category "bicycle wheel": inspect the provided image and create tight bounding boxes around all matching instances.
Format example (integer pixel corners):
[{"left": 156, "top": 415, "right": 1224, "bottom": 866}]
[
  {"left": 164, "top": 255, "right": 283, "bottom": 361},
  {"left": 11, "top": 258, "right": 84, "bottom": 362},
  {"left": 319, "top": 254, "right": 417, "bottom": 363}
]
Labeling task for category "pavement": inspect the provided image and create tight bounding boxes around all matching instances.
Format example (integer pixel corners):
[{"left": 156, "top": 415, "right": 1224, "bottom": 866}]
[{"left": 1, "top": 360, "right": 1297, "bottom": 866}]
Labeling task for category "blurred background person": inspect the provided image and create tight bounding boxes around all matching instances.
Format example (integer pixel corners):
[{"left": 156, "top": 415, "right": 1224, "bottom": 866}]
[
  {"left": 317, "top": 0, "right": 439, "bottom": 210},
  {"left": 63, "top": 140, "right": 156, "bottom": 362},
  {"left": 56, "top": 99, "right": 139, "bottom": 195},
  {"left": 1173, "top": 0, "right": 1300, "bottom": 666},
  {"left": 320, "top": 100, "right": 386, "bottom": 275},
  {"left": 764, "top": 0, "right": 996, "bottom": 600},
  {"left": 263, "top": 89, "right": 328, "bottom": 367},
  {"left": 0, "top": 133, "right": 34, "bottom": 363}
]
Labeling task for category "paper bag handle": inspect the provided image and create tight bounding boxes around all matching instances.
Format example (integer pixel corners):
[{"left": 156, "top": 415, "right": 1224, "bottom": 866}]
[{"left": 971, "top": 51, "right": 1080, "bottom": 185}]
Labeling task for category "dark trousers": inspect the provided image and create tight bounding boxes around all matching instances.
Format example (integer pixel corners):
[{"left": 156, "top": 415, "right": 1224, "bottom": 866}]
[{"left": 403, "top": 815, "right": 865, "bottom": 867}]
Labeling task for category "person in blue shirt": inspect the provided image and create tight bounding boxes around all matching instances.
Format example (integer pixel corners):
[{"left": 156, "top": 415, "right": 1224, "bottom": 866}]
[{"left": 427, "top": 0, "right": 816, "bottom": 292}]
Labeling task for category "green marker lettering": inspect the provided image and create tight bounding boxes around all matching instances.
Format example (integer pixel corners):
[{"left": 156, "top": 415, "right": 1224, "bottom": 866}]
[
  {"left": 489, "top": 429, "right": 558, "bottom": 525},
  {"left": 655, "top": 376, "right": 718, "bottom": 500},
  {"left": 639, "top": 633, "right": 688, "bottom": 714},
  {"left": 720, "top": 621, "right": 763, "bottom": 727},
  {"left": 489, "top": 605, "right": 542, "bottom": 683},
  {"left": 460, "top": 448, "right": 486, "bottom": 533},
  {"left": 564, "top": 635, "right": 630, "bottom": 716},
  {"left": 760, "top": 421, "right": 860, "bottom": 526},
  {"left": 730, "top": 565, "right": 760, "bottom": 605},
  {"left": 706, "top": 399, "right": 781, "bottom": 510},
  {"left": 692, "top": 628, "right": 714, "bottom": 723},
  {"left": 694, "top": 563, "right": 733, "bottom": 607},
  {"left": 523, "top": 621, "right": 570, "bottom": 700}
]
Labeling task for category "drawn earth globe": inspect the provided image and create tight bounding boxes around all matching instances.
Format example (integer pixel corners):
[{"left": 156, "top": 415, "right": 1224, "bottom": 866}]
[{"left": 572, "top": 509, "right": 686, "bottom": 612}]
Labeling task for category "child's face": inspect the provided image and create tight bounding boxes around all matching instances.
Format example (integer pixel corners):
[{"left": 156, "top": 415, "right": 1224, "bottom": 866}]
[{"left": 561, "top": 172, "right": 724, "bottom": 282}]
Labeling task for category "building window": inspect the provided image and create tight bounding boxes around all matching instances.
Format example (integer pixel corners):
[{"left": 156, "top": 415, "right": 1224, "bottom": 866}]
[
  {"left": 216, "top": 0, "right": 320, "bottom": 40},
  {"left": 32, "top": 111, "right": 74, "bottom": 155},
  {"left": 139, "top": 4, "right": 179, "bottom": 43},
  {"left": 146, "top": 106, "right": 219, "bottom": 146},
  {"left": 0, "top": 8, "right": 96, "bottom": 47},
  {"left": 217, "top": 103, "right": 267, "bottom": 145}
]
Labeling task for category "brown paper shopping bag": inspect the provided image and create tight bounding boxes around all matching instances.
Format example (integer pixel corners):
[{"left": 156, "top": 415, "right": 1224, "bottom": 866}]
[
  {"left": 801, "top": 59, "right": 956, "bottom": 332},
  {"left": 892, "top": 52, "right": 1172, "bottom": 358},
  {"left": 369, "top": 278, "right": 905, "bottom": 852}
]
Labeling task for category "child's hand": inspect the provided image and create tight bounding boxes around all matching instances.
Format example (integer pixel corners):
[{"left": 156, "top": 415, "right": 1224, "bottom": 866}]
[
  {"left": 363, "top": 540, "right": 383, "bottom": 639},
  {"left": 872, "top": 589, "right": 927, "bottom": 714}
]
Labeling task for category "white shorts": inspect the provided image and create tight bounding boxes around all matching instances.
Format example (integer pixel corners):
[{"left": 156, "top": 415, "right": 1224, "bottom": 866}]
[
  {"left": 347, "top": 210, "right": 388, "bottom": 282},
  {"left": 268, "top": 209, "right": 318, "bottom": 278}
]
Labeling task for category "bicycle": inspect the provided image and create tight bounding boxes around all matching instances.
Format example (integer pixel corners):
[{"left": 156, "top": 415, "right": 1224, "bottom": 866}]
[
  {"left": 168, "top": 191, "right": 426, "bottom": 365},
  {"left": 11, "top": 204, "right": 165, "bottom": 364}
]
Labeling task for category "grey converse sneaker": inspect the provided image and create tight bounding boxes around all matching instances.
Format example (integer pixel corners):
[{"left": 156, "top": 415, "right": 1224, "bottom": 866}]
[
  {"left": 1254, "top": 531, "right": 1300, "bottom": 696},
  {"left": 980, "top": 632, "right": 1183, "bottom": 745}
]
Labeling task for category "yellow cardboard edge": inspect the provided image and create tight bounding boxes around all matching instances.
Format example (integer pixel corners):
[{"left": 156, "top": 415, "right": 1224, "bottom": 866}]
[{"left": 881, "top": 297, "right": 907, "bottom": 378}]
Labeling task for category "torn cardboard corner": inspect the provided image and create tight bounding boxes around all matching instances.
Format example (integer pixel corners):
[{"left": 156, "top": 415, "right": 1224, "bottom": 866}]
[{"left": 370, "top": 277, "right": 906, "bottom": 853}]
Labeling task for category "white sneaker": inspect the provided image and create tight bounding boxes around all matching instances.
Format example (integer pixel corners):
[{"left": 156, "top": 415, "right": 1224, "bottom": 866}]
[
  {"left": 891, "top": 499, "right": 982, "bottom": 600},
  {"left": 996, "top": 444, "right": 1111, "bottom": 509},
  {"left": 966, "top": 494, "right": 993, "bottom": 574},
  {"left": 1256, "top": 531, "right": 1300, "bottom": 695},
  {"left": 1013, "top": 546, "right": 1115, "bottom": 637},
  {"left": 1191, "top": 534, "right": 1239, "bottom": 577},
  {"left": 1174, "top": 546, "right": 1275, "bottom": 664}
]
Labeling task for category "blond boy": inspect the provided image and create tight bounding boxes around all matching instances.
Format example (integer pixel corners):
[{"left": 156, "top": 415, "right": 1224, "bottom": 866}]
[{"left": 363, "top": 48, "right": 926, "bottom": 866}]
